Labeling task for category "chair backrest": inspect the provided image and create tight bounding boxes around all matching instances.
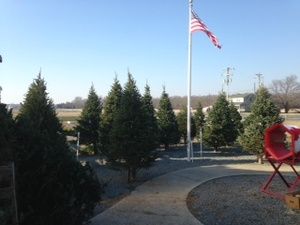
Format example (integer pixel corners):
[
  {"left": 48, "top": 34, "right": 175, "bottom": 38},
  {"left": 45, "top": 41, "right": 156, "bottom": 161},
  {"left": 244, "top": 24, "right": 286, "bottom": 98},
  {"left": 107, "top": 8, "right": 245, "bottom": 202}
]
[{"left": 265, "top": 124, "right": 300, "bottom": 161}]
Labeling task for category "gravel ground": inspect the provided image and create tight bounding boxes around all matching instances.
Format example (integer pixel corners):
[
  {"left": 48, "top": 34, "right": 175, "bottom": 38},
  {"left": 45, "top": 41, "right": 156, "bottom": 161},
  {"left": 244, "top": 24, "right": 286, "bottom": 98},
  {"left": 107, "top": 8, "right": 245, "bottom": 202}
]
[
  {"left": 187, "top": 175, "right": 300, "bottom": 225},
  {"left": 80, "top": 145, "right": 256, "bottom": 215}
]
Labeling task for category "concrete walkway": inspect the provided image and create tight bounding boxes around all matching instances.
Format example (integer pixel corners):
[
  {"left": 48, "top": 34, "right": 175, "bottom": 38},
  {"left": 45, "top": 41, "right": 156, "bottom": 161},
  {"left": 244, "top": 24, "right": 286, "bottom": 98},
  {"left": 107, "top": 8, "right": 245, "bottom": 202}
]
[{"left": 91, "top": 163, "right": 297, "bottom": 225}]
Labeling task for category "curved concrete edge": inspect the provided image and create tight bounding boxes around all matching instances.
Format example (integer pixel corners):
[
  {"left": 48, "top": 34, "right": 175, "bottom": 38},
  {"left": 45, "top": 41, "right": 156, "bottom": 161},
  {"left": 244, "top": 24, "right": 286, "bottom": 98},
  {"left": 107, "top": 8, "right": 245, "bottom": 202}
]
[{"left": 91, "top": 163, "right": 299, "bottom": 225}]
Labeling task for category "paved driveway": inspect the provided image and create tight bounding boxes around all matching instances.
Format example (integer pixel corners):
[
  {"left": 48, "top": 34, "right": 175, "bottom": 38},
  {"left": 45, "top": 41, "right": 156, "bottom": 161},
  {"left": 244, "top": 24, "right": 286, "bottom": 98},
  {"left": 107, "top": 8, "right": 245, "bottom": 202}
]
[{"left": 91, "top": 163, "right": 296, "bottom": 225}]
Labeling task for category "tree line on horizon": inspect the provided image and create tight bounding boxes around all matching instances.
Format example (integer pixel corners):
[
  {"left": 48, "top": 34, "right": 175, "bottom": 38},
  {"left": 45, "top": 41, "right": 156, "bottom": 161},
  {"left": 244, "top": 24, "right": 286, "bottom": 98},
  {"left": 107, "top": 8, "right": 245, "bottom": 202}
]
[
  {"left": 55, "top": 74, "right": 300, "bottom": 113},
  {"left": 5, "top": 75, "right": 300, "bottom": 113},
  {"left": 56, "top": 93, "right": 219, "bottom": 110}
]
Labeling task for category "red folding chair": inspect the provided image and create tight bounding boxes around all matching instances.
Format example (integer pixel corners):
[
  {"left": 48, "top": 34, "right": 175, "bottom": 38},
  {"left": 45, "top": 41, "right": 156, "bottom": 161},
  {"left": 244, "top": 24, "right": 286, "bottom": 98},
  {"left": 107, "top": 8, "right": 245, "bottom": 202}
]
[{"left": 261, "top": 123, "right": 300, "bottom": 200}]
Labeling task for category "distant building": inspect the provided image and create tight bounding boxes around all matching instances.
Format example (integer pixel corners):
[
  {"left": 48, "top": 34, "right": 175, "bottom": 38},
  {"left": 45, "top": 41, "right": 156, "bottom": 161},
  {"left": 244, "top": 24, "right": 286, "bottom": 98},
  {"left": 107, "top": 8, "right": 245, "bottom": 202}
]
[
  {"left": 202, "top": 105, "right": 213, "bottom": 113},
  {"left": 229, "top": 93, "right": 255, "bottom": 112}
]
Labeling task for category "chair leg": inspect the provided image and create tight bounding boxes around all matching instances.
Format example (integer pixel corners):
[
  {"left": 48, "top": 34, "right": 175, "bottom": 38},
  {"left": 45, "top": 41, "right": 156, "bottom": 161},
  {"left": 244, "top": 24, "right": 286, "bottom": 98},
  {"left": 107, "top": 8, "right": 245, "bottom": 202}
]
[
  {"left": 262, "top": 160, "right": 300, "bottom": 199},
  {"left": 269, "top": 161, "right": 290, "bottom": 187},
  {"left": 288, "top": 165, "right": 300, "bottom": 192},
  {"left": 261, "top": 161, "right": 288, "bottom": 200}
]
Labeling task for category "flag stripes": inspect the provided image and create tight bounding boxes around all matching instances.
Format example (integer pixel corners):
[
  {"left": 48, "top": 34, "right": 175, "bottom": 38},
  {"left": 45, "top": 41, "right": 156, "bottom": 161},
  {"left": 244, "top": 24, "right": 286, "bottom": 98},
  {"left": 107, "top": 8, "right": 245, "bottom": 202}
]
[{"left": 191, "top": 10, "right": 221, "bottom": 49}]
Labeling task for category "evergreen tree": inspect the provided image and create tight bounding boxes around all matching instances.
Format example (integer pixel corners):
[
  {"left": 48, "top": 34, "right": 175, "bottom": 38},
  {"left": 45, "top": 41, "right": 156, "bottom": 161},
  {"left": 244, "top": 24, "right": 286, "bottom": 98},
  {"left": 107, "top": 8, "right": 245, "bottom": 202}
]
[
  {"left": 142, "top": 84, "right": 159, "bottom": 153},
  {"left": 176, "top": 107, "right": 196, "bottom": 144},
  {"left": 76, "top": 85, "right": 102, "bottom": 154},
  {"left": 203, "top": 93, "right": 238, "bottom": 151},
  {"left": 101, "top": 78, "right": 122, "bottom": 158},
  {"left": 15, "top": 75, "right": 100, "bottom": 225},
  {"left": 239, "top": 87, "right": 283, "bottom": 162},
  {"left": 109, "top": 73, "right": 156, "bottom": 182},
  {"left": 229, "top": 102, "right": 243, "bottom": 137},
  {"left": 0, "top": 104, "right": 15, "bottom": 224},
  {"left": 157, "top": 87, "right": 180, "bottom": 149},
  {"left": 0, "top": 103, "right": 15, "bottom": 164},
  {"left": 194, "top": 102, "right": 205, "bottom": 141}
]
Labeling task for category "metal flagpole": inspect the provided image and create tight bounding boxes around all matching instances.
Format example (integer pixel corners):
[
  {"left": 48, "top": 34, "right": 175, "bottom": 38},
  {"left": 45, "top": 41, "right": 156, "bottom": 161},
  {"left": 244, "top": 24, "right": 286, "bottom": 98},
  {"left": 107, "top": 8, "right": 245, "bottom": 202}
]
[{"left": 187, "top": 0, "right": 193, "bottom": 162}]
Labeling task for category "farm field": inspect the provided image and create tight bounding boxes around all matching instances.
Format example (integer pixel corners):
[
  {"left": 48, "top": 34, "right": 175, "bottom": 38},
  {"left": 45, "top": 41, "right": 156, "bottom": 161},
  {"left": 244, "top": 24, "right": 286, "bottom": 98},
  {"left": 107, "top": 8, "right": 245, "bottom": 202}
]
[
  {"left": 13, "top": 108, "right": 300, "bottom": 129},
  {"left": 12, "top": 108, "right": 82, "bottom": 129},
  {"left": 56, "top": 109, "right": 82, "bottom": 129},
  {"left": 277, "top": 113, "right": 300, "bottom": 127}
]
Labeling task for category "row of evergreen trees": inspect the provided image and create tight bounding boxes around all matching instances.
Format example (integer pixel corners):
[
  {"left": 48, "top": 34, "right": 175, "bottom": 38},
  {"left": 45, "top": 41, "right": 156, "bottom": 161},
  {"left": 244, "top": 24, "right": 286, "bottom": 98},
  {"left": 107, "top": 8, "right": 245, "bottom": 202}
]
[
  {"left": 77, "top": 74, "right": 162, "bottom": 182},
  {"left": 77, "top": 73, "right": 212, "bottom": 182},
  {"left": 0, "top": 75, "right": 101, "bottom": 225},
  {"left": 76, "top": 73, "right": 243, "bottom": 182},
  {"left": 77, "top": 72, "right": 282, "bottom": 178}
]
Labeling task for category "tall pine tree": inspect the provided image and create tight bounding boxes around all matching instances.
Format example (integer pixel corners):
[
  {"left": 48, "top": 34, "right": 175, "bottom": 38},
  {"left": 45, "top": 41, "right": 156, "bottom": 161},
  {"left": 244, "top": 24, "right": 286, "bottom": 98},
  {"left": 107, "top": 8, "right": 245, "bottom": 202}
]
[
  {"left": 77, "top": 85, "right": 102, "bottom": 154},
  {"left": 203, "top": 93, "right": 238, "bottom": 151},
  {"left": 15, "top": 75, "right": 100, "bottom": 225},
  {"left": 101, "top": 78, "right": 122, "bottom": 158},
  {"left": 142, "top": 84, "right": 159, "bottom": 154},
  {"left": 157, "top": 87, "right": 180, "bottom": 149},
  {"left": 109, "top": 73, "right": 156, "bottom": 182},
  {"left": 229, "top": 101, "right": 243, "bottom": 138},
  {"left": 0, "top": 103, "right": 15, "bottom": 164},
  {"left": 239, "top": 87, "right": 283, "bottom": 163}
]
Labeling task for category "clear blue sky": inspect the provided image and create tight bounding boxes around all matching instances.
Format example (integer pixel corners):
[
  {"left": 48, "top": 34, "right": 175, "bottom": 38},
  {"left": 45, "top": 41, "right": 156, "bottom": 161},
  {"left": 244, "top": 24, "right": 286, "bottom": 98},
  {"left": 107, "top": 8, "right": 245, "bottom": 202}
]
[{"left": 0, "top": 0, "right": 300, "bottom": 104}]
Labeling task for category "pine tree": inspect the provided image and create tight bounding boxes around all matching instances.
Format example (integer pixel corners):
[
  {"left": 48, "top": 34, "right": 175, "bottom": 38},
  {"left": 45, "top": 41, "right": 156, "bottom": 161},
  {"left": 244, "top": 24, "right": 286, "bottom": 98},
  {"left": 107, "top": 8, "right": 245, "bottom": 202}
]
[
  {"left": 157, "top": 87, "right": 180, "bottom": 149},
  {"left": 109, "top": 73, "right": 156, "bottom": 182},
  {"left": 194, "top": 102, "right": 205, "bottom": 141},
  {"left": 77, "top": 85, "right": 102, "bottom": 154},
  {"left": 142, "top": 84, "right": 159, "bottom": 153},
  {"left": 15, "top": 75, "right": 100, "bottom": 225},
  {"left": 203, "top": 93, "right": 238, "bottom": 151},
  {"left": 101, "top": 78, "right": 122, "bottom": 158},
  {"left": 0, "top": 103, "right": 15, "bottom": 164},
  {"left": 239, "top": 87, "right": 283, "bottom": 162},
  {"left": 229, "top": 101, "right": 243, "bottom": 138},
  {"left": 176, "top": 107, "right": 196, "bottom": 144}
]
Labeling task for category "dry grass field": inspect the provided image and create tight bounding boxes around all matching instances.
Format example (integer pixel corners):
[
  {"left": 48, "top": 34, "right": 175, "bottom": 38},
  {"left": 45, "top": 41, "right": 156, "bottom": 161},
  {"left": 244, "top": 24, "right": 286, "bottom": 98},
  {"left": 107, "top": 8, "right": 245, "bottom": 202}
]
[
  {"left": 13, "top": 108, "right": 300, "bottom": 130},
  {"left": 13, "top": 108, "right": 82, "bottom": 130},
  {"left": 282, "top": 113, "right": 300, "bottom": 127},
  {"left": 56, "top": 109, "right": 81, "bottom": 130}
]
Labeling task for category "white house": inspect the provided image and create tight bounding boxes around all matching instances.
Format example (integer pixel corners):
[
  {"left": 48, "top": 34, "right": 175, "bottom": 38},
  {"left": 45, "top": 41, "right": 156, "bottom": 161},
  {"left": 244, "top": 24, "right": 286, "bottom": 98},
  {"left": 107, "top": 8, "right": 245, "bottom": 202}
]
[{"left": 228, "top": 93, "right": 255, "bottom": 112}]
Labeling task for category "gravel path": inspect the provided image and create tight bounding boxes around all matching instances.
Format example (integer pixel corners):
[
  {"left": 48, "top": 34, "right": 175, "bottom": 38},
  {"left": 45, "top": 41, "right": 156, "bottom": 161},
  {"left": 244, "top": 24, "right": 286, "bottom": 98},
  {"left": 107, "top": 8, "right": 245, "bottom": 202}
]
[
  {"left": 81, "top": 145, "right": 256, "bottom": 214},
  {"left": 187, "top": 175, "right": 300, "bottom": 225}
]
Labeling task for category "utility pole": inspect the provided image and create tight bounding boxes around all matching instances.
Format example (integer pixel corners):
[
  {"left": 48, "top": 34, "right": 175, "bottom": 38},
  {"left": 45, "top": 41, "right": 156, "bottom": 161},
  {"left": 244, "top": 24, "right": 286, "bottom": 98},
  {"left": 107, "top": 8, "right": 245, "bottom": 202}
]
[
  {"left": 255, "top": 73, "right": 263, "bottom": 88},
  {"left": 223, "top": 67, "right": 234, "bottom": 100}
]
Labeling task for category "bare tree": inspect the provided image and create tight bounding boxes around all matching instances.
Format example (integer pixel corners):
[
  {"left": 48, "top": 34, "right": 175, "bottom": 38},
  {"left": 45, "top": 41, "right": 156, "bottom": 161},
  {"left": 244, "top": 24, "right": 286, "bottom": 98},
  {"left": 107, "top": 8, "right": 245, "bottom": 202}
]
[{"left": 270, "top": 75, "right": 300, "bottom": 113}]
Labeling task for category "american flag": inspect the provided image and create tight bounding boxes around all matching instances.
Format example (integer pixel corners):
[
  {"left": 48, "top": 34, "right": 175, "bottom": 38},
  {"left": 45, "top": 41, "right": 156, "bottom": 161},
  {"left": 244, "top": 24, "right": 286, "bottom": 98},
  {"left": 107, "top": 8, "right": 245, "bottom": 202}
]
[{"left": 191, "top": 10, "right": 221, "bottom": 49}]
